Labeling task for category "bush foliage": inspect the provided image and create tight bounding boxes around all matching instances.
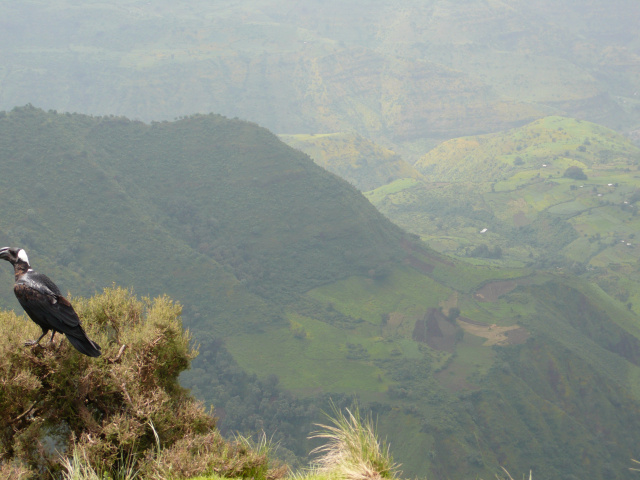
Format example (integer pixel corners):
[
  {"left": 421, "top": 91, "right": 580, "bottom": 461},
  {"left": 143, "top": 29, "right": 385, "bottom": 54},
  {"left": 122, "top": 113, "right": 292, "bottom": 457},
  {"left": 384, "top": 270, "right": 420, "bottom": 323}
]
[
  {"left": 562, "top": 165, "right": 587, "bottom": 180},
  {"left": 0, "top": 286, "right": 283, "bottom": 480}
]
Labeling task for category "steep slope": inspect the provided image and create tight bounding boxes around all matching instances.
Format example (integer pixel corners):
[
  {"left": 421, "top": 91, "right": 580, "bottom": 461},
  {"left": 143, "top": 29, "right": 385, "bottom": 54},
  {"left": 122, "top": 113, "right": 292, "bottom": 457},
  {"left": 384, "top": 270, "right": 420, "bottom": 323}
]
[
  {"left": 0, "top": 106, "right": 405, "bottom": 329},
  {"left": 3, "top": 108, "right": 640, "bottom": 479},
  {"left": 279, "top": 132, "right": 424, "bottom": 191}
]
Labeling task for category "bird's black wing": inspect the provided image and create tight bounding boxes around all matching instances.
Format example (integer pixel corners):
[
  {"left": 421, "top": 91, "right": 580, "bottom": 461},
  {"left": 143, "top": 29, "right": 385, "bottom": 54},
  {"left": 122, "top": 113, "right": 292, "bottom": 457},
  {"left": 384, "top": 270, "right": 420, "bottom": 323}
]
[
  {"left": 21, "top": 270, "right": 62, "bottom": 297},
  {"left": 15, "top": 278, "right": 101, "bottom": 357},
  {"left": 14, "top": 271, "right": 80, "bottom": 330}
]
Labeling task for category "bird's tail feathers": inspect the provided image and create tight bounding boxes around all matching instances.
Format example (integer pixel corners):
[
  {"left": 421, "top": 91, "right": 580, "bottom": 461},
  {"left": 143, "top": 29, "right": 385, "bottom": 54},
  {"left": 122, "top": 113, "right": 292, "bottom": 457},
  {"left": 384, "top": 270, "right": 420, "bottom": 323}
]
[{"left": 65, "top": 329, "right": 102, "bottom": 357}]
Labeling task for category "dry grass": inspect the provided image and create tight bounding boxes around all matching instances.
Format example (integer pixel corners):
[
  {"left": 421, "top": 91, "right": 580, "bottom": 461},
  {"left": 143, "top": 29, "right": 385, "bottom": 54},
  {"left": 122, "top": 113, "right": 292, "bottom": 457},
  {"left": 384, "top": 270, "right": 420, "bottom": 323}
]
[
  {"left": 494, "top": 467, "right": 532, "bottom": 480},
  {"left": 308, "top": 405, "right": 400, "bottom": 480},
  {"left": 141, "top": 430, "right": 286, "bottom": 480},
  {"left": 0, "top": 461, "right": 34, "bottom": 480},
  {"left": 60, "top": 444, "right": 136, "bottom": 480}
]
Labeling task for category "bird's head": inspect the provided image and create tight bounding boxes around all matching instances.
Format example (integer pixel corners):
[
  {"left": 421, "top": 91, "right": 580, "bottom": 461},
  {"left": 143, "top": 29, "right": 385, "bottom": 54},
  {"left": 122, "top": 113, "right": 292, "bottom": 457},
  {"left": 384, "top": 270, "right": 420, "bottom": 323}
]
[{"left": 0, "top": 247, "right": 30, "bottom": 267}]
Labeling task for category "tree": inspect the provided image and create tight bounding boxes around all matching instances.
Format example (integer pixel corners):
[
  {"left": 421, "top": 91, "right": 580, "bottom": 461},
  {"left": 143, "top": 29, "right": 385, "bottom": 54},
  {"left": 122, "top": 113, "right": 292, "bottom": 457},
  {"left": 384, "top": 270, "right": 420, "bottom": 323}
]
[
  {"left": 562, "top": 166, "right": 587, "bottom": 180},
  {"left": 0, "top": 286, "right": 284, "bottom": 480},
  {"left": 447, "top": 307, "right": 461, "bottom": 322}
]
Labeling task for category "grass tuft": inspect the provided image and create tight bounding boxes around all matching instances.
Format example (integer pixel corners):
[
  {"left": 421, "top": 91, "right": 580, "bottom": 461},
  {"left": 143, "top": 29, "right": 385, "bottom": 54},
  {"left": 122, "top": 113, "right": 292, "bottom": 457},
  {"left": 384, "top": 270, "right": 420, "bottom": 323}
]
[
  {"left": 60, "top": 443, "right": 140, "bottom": 480},
  {"left": 235, "top": 431, "right": 279, "bottom": 463},
  {"left": 494, "top": 466, "right": 532, "bottom": 480},
  {"left": 309, "top": 404, "right": 400, "bottom": 480}
]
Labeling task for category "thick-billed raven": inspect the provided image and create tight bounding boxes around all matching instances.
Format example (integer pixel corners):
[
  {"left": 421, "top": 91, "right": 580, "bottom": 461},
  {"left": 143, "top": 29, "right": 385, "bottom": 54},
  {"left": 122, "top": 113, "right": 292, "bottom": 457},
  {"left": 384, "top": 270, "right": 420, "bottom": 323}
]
[{"left": 0, "top": 247, "right": 101, "bottom": 357}]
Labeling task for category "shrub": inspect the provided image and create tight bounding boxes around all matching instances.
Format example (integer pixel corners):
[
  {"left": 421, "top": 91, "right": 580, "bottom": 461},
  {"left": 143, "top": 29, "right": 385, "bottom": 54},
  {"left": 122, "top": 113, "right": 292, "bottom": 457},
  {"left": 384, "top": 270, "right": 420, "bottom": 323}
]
[
  {"left": 143, "top": 431, "right": 287, "bottom": 480},
  {"left": 0, "top": 286, "right": 282, "bottom": 480},
  {"left": 562, "top": 166, "right": 587, "bottom": 180},
  {"left": 0, "top": 461, "right": 34, "bottom": 479}
]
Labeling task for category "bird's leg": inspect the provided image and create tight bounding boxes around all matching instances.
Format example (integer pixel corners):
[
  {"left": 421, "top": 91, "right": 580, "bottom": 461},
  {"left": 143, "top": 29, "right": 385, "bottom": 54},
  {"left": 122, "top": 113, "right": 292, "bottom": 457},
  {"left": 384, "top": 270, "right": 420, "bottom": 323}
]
[
  {"left": 45, "top": 331, "right": 58, "bottom": 351},
  {"left": 24, "top": 330, "right": 49, "bottom": 347}
]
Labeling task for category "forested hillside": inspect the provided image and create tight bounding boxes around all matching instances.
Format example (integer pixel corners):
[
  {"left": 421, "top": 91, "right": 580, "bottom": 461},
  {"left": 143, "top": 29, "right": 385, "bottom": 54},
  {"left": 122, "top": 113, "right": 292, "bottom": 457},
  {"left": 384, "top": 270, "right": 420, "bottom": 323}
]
[
  {"left": 0, "top": 106, "right": 404, "bottom": 306},
  {"left": 2, "top": 107, "right": 640, "bottom": 478}
]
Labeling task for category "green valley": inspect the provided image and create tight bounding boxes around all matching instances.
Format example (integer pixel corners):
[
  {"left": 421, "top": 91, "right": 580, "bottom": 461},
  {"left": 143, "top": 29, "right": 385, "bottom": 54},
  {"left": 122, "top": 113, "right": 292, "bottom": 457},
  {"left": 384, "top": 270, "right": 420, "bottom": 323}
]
[
  {"left": 366, "top": 117, "right": 640, "bottom": 291},
  {"left": 1, "top": 108, "right": 640, "bottom": 478}
]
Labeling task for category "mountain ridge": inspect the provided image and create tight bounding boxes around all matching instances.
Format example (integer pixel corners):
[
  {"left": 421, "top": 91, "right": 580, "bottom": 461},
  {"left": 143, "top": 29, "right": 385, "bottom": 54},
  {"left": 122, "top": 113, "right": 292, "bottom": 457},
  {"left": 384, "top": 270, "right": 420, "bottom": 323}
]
[{"left": 2, "top": 0, "right": 638, "bottom": 159}]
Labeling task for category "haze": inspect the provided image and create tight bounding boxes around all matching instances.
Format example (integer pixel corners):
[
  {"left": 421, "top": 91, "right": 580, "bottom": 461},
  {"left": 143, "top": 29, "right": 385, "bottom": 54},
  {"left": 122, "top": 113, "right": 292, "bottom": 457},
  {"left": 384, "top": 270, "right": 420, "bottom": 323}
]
[{"left": 1, "top": 0, "right": 638, "bottom": 159}]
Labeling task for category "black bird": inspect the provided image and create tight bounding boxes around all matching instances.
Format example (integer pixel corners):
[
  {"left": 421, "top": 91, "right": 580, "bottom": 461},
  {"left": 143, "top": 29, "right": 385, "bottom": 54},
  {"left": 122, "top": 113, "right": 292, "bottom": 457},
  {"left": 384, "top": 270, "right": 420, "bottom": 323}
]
[{"left": 0, "top": 247, "right": 101, "bottom": 357}]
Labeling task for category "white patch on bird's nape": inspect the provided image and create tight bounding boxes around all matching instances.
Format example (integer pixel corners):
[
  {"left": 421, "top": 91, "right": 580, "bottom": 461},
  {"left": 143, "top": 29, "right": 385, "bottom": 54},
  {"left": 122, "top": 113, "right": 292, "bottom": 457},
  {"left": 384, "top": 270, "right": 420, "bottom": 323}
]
[{"left": 17, "top": 249, "right": 30, "bottom": 265}]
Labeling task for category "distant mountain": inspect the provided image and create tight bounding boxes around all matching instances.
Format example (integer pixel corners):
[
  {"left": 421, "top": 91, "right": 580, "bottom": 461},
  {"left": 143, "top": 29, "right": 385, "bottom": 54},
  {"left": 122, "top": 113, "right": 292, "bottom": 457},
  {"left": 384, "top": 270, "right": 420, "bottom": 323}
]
[
  {"left": 1, "top": 0, "right": 638, "bottom": 158},
  {"left": 3, "top": 107, "right": 640, "bottom": 479}
]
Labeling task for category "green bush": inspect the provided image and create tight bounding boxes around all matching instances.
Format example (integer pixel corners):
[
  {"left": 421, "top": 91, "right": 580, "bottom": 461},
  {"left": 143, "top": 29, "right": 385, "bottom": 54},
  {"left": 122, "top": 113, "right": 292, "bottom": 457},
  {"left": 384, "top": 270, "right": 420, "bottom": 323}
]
[
  {"left": 0, "top": 286, "right": 283, "bottom": 480},
  {"left": 562, "top": 166, "right": 587, "bottom": 180}
]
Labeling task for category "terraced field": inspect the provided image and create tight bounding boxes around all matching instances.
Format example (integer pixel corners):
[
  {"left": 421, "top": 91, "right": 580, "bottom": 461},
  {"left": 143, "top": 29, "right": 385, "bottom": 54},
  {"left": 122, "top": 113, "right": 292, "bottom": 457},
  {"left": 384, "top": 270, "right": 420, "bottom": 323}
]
[{"left": 366, "top": 117, "right": 640, "bottom": 272}]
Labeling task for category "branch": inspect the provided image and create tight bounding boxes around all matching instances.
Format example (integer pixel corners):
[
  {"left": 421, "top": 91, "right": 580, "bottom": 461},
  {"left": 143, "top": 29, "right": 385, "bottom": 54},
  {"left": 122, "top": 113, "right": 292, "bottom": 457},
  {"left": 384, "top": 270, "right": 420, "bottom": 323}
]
[
  {"left": 10, "top": 402, "right": 37, "bottom": 424},
  {"left": 108, "top": 344, "right": 127, "bottom": 364}
]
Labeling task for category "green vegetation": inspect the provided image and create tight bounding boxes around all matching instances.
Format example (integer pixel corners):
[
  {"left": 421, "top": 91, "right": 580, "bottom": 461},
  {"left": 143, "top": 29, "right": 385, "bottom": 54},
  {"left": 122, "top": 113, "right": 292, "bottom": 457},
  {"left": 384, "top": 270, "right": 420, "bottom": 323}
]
[
  {"left": 308, "top": 405, "right": 399, "bottom": 480},
  {"left": 254, "top": 117, "right": 640, "bottom": 478},
  {"left": 0, "top": 1, "right": 639, "bottom": 477},
  {"left": 0, "top": 288, "right": 407, "bottom": 480},
  {"left": 0, "top": 287, "right": 283, "bottom": 480},
  {"left": 2, "top": 108, "right": 640, "bottom": 478},
  {"left": 0, "top": 105, "right": 405, "bottom": 314},
  {"left": 563, "top": 165, "right": 587, "bottom": 180},
  {"left": 366, "top": 117, "right": 640, "bottom": 310},
  {"left": 278, "top": 133, "right": 423, "bottom": 191}
]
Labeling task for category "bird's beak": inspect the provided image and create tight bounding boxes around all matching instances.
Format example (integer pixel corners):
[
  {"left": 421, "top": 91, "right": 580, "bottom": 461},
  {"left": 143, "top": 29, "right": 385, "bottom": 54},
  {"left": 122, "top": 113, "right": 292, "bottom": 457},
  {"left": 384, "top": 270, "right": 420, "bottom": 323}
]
[{"left": 0, "top": 247, "right": 10, "bottom": 260}]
